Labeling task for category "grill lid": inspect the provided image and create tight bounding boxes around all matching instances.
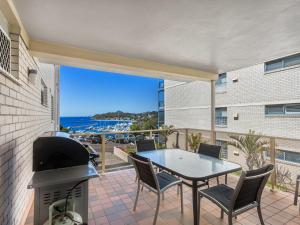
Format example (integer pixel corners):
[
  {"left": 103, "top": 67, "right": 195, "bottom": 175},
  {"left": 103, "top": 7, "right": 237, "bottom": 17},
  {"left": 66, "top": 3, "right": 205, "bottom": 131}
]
[{"left": 33, "top": 132, "right": 90, "bottom": 171}]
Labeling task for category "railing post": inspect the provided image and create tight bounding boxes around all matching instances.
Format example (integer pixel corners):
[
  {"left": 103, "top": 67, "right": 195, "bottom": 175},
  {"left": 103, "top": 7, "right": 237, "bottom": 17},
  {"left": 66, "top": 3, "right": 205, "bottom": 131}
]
[
  {"left": 185, "top": 129, "right": 189, "bottom": 151},
  {"left": 101, "top": 134, "right": 106, "bottom": 174},
  {"left": 149, "top": 130, "right": 153, "bottom": 139},
  {"left": 270, "top": 137, "right": 276, "bottom": 191}
]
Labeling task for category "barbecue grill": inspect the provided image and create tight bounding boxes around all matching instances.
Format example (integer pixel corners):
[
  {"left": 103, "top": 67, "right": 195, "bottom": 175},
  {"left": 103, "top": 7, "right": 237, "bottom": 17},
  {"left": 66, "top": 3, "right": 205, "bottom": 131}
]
[{"left": 28, "top": 131, "right": 99, "bottom": 225}]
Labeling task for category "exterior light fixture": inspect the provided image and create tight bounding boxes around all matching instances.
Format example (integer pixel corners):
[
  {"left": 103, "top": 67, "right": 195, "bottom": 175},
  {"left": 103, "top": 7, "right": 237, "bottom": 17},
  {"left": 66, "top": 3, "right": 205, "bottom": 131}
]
[{"left": 28, "top": 68, "right": 37, "bottom": 84}]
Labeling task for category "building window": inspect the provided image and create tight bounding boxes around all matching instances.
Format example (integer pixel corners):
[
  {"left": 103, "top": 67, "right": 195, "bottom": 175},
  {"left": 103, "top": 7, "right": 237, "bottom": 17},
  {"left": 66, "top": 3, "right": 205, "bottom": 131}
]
[
  {"left": 41, "top": 80, "right": 48, "bottom": 106},
  {"left": 158, "top": 90, "right": 164, "bottom": 109},
  {"left": 0, "top": 27, "right": 11, "bottom": 76},
  {"left": 215, "top": 73, "right": 227, "bottom": 93},
  {"left": 158, "top": 80, "right": 164, "bottom": 127},
  {"left": 215, "top": 107, "right": 227, "bottom": 126},
  {"left": 51, "top": 95, "right": 54, "bottom": 120},
  {"left": 216, "top": 140, "right": 228, "bottom": 159},
  {"left": 265, "top": 103, "right": 300, "bottom": 115},
  {"left": 265, "top": 53, "right": 300, "bottom": 72},
  {"left": 158, "top": 80, "right": 164, "bottom": 90},
  {"left": 266, "top": 149, "right": 300, "bottom": 164}
]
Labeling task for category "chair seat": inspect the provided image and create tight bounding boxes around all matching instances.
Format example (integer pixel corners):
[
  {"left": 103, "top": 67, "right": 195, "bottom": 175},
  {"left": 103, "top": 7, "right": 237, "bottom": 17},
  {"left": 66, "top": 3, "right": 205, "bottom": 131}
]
[
  {"left": 199, "top": 184, "right": 234, "bottom": 209},
  {"left": 156, "top": 172, "right": 181, "bottom": 190}
]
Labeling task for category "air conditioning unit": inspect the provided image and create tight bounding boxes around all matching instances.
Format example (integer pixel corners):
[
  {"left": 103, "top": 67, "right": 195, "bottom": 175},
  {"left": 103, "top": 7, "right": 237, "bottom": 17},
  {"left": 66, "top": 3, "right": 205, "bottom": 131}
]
[{"left": 0, "top": 27, "right": 11, "bottom": 76}]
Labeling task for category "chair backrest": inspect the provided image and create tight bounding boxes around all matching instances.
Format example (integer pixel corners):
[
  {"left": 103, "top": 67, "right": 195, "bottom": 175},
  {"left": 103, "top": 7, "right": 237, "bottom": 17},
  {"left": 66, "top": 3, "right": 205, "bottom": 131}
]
[
  {"left": 231, "top": 164, "right": 274, "bottom": 210},
  {"left": 129, "top": 153, "right": 159, "bottom": 190},
  {"left": 198, "top": 143, "right": 221, "bottom": 158},
  {"left": 136, "top": 139, "right": 156, "bottom": 152}
]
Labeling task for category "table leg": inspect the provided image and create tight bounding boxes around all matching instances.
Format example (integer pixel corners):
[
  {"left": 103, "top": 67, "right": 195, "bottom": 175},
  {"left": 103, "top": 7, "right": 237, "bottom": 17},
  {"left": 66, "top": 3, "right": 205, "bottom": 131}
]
[{"left": 192, "top": 180, "right": 199, "bottom": 225}]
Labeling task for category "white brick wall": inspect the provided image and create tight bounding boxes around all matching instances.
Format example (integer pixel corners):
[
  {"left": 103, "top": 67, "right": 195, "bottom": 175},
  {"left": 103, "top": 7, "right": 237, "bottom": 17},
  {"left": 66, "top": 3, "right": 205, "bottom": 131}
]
[
  {"left": 165, "top": 63, "right": 300, "bottom": 140},
  {"left": 165, "top": 62, "right": 300, "bottom": 183},
  {"left": 0, "top": 33, "right": 56, "bottom": 225}
]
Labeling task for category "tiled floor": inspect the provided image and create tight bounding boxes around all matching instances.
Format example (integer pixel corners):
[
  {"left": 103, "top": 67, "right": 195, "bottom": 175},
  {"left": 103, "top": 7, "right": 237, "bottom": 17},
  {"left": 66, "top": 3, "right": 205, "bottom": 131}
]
[{"left": 25, "top": 169, "right": 300, "bottom": 225}]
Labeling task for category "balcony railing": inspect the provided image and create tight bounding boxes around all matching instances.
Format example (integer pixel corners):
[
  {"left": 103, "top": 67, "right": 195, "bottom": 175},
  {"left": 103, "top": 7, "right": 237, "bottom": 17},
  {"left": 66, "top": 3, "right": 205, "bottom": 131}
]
[{"left": 71, "top": 127, "right": 300, "bottom": 193}]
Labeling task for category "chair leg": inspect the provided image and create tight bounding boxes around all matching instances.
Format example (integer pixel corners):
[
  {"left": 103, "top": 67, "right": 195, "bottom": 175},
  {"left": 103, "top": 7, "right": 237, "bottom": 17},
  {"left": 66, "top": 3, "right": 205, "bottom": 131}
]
[
  {"left": 220, "top": 209, "right": 224, "bottom": 219},
  {"left": 257, "top": 205, "right": 265, "bottom": 225},
  {"left": 294, "top": 180, "right": 299, "bottom": 205},
  {"left": 228, "top": 212, "right": 233, "bottom": 225},
  {"left": 207, "top": 180, "right": 210, "bottom": 188},
  {"left": 198, "top": 195, "right": 202, "bottom": 225},
  {"left": 225, "top": 174, "right": 228, "bottom": 184},
  {"left": 133, "top": 181, "right": 141, "bottom": 211},
  {"left": 153, "top": 193, "right": 161, "bottom": 225},
  {"left": 216, "top": 176, "right": 220, "bottom": 185},
  {"left": 180, "top": 184, "right": 184, "bottom": 214}
]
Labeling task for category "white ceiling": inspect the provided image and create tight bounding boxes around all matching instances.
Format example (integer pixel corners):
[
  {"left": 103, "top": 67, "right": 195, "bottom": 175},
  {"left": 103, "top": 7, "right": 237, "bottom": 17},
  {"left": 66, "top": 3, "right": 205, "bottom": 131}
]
[{"left": 13, "top": 0, "right": 300, "bottom": 73}]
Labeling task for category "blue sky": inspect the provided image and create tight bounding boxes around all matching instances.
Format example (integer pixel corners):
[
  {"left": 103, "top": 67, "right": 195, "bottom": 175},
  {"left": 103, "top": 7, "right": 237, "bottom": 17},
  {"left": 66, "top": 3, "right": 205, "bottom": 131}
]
[{"left": 60, "top": 66, "right": 161, "bottom": 116}]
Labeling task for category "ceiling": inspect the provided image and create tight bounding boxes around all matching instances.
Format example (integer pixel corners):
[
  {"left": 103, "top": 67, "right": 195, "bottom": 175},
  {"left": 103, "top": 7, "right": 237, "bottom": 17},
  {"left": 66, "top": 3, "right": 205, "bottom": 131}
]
[{"left": 13, "top": 0, "right": 300, "bottom": 74}]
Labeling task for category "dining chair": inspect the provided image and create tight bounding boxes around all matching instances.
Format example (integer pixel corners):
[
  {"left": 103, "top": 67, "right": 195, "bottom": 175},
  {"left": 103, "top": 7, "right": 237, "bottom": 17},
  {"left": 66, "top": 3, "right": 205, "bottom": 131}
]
[
  {"left": 129, "top": 153, "right": 183, "bottom": 225},
  {"left": 198, "top": 143, "right": 223, "bottom": 185},
  {"left": 136, "top": 139, "right": 156, "bottom": 152},
  {"left": 198, "top": 164, "right": 274, "bottom": 225},
  {"left": 294, "top": 174, "right": 300, "bottom": 213}
]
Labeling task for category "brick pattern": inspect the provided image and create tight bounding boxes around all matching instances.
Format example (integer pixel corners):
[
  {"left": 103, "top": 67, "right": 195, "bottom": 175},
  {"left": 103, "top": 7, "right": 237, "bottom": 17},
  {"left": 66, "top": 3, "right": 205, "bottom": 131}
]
[
  {"left": 165, "top": 64, "right": 300, "bottom": 139},
  {"left": 24, "top": 169, "right": 300, "bottom": 225},
  {"left": 0, "top": 34, "right": 55, "bottom": 225},
  {"left": 164, "top": 63, "right": 300, "bottom": 184}
]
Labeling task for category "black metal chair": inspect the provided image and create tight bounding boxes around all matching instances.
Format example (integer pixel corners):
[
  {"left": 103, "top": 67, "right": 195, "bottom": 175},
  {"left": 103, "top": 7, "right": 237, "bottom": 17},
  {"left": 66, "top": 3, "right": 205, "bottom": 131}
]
[
  {"left": 136, "top": 139, "right": 156, "bottom": 152},
  {"left": 198, "top": 143, "right": 223, "bottom": 185},
  {"left": 198, "top": 164, "right": 274, "bottom": 225},
  {"left": 129, "top": 153, "right": 183, "bottom": 225},
  {"left": 198, "top": 143, "right": 221, "bottom": 158},
  {"left": 294, "top": 174, "right": 300, "bottom": 213}
]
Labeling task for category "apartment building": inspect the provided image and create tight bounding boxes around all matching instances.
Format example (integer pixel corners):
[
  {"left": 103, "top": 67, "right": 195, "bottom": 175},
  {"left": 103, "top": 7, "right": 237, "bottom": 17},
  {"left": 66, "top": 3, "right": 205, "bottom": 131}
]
[{"left": 164, "top": 54, "right": 300, "bottom": 177}]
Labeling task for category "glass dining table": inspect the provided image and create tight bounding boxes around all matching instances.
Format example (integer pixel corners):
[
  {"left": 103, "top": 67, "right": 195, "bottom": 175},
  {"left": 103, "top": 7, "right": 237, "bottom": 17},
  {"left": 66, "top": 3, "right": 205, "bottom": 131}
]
[{"left": 136, "top": 148, "right": 242, "bottom": 225}]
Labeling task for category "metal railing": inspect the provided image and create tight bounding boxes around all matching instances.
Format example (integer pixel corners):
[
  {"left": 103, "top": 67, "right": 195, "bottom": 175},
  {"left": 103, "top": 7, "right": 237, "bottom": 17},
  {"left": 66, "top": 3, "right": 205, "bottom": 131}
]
[{"left": 71, "top": 127, "right": 300, "bottom": 192}]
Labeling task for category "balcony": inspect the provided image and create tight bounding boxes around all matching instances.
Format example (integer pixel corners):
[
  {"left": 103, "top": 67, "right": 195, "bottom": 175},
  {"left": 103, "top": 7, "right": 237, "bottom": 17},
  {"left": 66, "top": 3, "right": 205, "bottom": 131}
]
[{"left": 24, "top": 168, "right": 300, "bottom": 225}]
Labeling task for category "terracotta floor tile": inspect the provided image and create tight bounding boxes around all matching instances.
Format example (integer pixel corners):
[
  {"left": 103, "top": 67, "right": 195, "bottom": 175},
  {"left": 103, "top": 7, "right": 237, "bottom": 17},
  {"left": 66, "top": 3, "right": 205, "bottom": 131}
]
[{"left": 25, "top": 168, "right": 300, "bottom": 225}]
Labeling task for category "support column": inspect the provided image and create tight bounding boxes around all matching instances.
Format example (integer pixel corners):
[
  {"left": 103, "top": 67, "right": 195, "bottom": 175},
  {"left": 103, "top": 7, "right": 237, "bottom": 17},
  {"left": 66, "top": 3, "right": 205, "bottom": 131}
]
[
  {"left": 270, "top": 137, "right": 276, "bottom": 191},
  {"left": 210, "top": 80, "right": 216, "bottom": 144}
]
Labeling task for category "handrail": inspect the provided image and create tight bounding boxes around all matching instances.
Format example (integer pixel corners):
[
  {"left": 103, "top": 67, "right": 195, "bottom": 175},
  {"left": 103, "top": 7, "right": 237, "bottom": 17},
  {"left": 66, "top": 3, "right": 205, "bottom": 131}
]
[
  {"left": 71, "top": 127, "right": 300, "bottom": 142},
  {"left": 71, "top": 126, "right": 300, "bottom": 192}
]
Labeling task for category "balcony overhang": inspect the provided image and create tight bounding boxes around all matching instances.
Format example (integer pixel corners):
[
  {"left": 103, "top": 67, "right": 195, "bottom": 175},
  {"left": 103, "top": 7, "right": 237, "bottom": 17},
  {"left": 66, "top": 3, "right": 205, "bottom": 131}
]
[
  {"left": 4, "top": 0, "right": 300, "bottom": 81},
  {"left": 30, "top": 40, "right": 217, "bottom": 81}
]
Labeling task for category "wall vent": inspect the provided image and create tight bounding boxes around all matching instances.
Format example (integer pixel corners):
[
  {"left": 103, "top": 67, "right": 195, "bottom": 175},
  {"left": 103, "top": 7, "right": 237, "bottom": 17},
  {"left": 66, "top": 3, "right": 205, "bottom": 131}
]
[{"left": 0, "top": 27, "right": 11, "bottom": 75}]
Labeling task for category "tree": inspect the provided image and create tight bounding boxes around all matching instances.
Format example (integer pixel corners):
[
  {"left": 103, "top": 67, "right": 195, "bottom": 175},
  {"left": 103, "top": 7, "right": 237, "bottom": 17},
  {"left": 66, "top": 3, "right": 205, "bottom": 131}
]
[
  {"left": 228, "top": 130, "right": 268, "bottom": 170},
  {"left": 60, "top": 125, "right": 70, "bottom": 133},
  {"left": 188, "top": 133, "right": 204, "bottom": 152},
  {"left": 159, "top": 125, "right": 175, "bottom": 147}
]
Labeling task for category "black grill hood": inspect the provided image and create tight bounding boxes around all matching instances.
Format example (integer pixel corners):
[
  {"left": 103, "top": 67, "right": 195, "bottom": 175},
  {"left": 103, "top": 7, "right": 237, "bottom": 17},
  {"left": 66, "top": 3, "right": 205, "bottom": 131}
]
[{"left": 33, "top": 131, "right": 89, "bottom": 171}]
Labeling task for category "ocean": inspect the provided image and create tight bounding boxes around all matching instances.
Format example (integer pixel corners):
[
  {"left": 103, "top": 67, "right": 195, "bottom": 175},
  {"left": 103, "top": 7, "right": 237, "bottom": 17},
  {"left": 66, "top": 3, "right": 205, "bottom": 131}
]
[{"left": 60, "top": 117, "right": 132, "bottom": 133}]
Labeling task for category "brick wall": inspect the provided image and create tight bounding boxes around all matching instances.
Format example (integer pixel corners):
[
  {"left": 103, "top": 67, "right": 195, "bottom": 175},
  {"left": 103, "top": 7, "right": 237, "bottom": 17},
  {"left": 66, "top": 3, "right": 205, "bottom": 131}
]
[
  {"left": 0, "top": 33, "right": 56, "bottom": 225},
  {"left": 165, "top": 63, "right": 300, "bottom": 139},
  {"left": 165, "top": 63, "right": 300, "bottom": 184}
]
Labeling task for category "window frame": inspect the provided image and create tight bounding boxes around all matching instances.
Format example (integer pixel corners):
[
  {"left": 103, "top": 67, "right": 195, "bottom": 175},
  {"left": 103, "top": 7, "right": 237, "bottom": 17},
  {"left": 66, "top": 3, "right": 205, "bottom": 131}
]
[
  {"left": 41, "top": 80, "right": 48, "bottom": 107},
  {"left": 265, "top": 149, "right": 300, "bottom": 164},
  {"left": 215, "top": 107, "right": 228, "bottom": 127},
  {"left": 264, "top": 53, "right": 300, "bottom": 73},
  {"left": 265, "top": 103, "right": 300, "bottom": 116}
]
